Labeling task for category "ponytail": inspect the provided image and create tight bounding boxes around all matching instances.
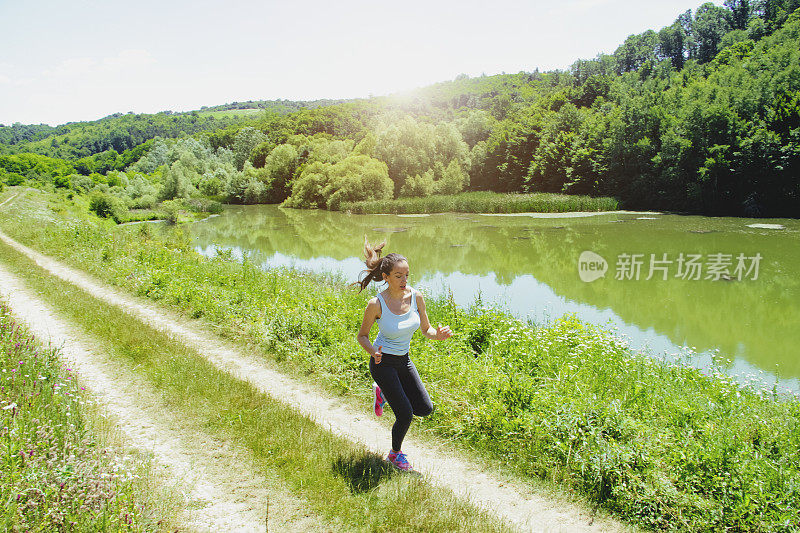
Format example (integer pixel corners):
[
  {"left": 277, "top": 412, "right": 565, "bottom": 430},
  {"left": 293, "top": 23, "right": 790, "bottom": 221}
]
[{"left": 354, "top": 236, "right": 406, "bottom": 292}]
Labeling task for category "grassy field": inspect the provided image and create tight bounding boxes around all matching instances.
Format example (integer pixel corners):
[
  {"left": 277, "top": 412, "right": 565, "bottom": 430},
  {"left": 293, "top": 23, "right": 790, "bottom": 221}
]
[
  {"left": 2, "top": 186, "right": 799, "bottom": 531},
  {"left": 338, "top": 191, "right": 620, "bottom": 214},
  {"left": 196, "top": 108, "right": 265, "bottom": 118},
  {"left": 0, "top": 301, "right": 175, "bottom": 531}
]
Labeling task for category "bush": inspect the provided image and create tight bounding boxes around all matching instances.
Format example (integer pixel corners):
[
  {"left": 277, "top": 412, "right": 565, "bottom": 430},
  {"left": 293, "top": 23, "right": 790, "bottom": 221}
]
[
  {"left": 244, "top": 180, "right": 267, "bottom": 204},
  {"left": 129, "top": 194, "right": 157, "bottom": 209},
  {"left": 0, "top": 168, "right": 25, "bottom": 186},
  {"left": 53, "top": 174, "right": 71, "bottom": 189},
  {"left": 159, "top": 199, "right": 180, "bottom": 224},
  {"left": 70, "top": 174, "right": 94, "bottom": 193},
  {"left": 88, "top": 191, "right": 126, "bottom": 223}
]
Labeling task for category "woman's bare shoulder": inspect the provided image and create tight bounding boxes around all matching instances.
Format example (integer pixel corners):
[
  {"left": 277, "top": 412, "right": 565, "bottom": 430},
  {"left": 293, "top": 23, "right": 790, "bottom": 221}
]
[{"left": 366, "top": 296, "right": 381, "bottom": 316}]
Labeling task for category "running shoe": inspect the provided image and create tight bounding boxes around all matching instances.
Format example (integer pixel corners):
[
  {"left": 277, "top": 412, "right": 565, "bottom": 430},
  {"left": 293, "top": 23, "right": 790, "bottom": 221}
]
[
  {"left": 387, "top": 449, "right": 413, "bottom": 471},
  {"left": 372, "top": 382, "right": 386, "bottom": 417}
]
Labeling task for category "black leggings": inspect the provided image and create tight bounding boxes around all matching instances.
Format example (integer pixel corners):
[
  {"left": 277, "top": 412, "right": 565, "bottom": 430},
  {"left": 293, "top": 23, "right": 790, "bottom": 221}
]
[{"left": 369, "top": 353, "right": 433, "bottom": 451}]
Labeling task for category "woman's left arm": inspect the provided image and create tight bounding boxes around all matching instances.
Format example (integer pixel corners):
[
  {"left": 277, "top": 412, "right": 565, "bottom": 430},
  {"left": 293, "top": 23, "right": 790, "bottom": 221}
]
[{"left": 417, "top": 291, "right": 452, "bottom": 341}]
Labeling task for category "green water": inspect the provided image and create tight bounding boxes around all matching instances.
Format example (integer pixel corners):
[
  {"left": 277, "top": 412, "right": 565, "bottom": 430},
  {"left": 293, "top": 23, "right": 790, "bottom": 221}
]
[{"left": 188, "top": 205, "right": 800, "bottom": 388}]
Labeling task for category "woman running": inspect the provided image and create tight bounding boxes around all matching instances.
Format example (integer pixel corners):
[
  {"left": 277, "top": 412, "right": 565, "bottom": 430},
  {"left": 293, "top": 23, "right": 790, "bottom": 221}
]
[{"left": 355, "top": 238, "right": 452, "bottom": 471}]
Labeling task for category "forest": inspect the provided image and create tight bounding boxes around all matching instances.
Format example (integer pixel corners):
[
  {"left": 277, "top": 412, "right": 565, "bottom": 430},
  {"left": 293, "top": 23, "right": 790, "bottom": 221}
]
[{"left": 1, "top": 0, "right": 798, "bottom": 217}]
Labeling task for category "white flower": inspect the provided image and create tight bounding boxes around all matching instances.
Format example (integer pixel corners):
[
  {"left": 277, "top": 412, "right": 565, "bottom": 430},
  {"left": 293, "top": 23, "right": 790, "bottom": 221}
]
[{"left": 2, "top": 402, "right": 17, "bottom": 411}]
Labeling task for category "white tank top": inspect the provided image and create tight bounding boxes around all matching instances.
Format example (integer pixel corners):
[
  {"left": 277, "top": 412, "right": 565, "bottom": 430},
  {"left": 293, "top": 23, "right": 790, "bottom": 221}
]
[{"left": 374, "top": 288, "right": 421, "bottom": 355}]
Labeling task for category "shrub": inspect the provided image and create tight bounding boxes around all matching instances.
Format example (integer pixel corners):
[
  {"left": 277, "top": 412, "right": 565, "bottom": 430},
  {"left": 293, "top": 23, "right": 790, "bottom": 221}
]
[
  {"left": 0, "top": 168, "right": 25, "bottom": 186},
  {"left": 434, "top": 160, "right": 468, "bottom": 195},
  {"left": 159, "top": 199, "right": 180, "bottom": 224},
  {"left": 53, "top": 174, "right": 71, "bottom": 189},
  {"left": 88, "top": 191, "right": 126, "bottom": 223},
  {"left": 129, "top": 194, "right": 157, "bottom": 209},
  {"left": 244, "top": 180, "right": 267, "bottom": 204},
  {"left": 70, "top": 175, "right": 94, "bottom": 193}
]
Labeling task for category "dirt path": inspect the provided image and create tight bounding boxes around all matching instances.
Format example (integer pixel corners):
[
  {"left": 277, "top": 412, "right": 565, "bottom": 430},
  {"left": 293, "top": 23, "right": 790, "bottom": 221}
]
[
  {"left": 0, "top": 192, "right": 20, "bottom": 209},
  {"left": 0, "top": 228, "right": 627, "bottom": 533},
  {"left": 0, "top": 262, "right": 327, "bottom": 532}
]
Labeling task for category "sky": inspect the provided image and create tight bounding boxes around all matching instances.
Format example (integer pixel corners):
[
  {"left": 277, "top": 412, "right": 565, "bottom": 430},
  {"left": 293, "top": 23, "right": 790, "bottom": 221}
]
[{"left": 0, "top": 0, "right": 723, "bottom": 126}]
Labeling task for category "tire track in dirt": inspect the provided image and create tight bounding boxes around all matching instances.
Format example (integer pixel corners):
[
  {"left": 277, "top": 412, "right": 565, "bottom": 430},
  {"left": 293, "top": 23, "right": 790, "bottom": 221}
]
[
  {"left": 0, "top": 229, "right": 627, "bottom": 533},
  {"left": 0, "top": 261, "right": 328, "bottom": 532}
]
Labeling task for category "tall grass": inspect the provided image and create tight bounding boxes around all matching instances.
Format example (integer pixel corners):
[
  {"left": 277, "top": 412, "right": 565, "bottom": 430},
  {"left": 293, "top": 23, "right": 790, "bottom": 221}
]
[
  {"left": 2, "top": 188, "right": 799, "bottom": 531},
  {"left": 0, "top": 302, "right": 168, "bottom": 531},
  {"left": 339, "top": 191, "right": 619, "bottom": 214}
]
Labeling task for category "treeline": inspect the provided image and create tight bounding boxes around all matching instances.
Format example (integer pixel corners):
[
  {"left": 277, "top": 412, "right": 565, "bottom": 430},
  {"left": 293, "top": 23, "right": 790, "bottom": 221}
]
[
  {"left": 198, "top": 97, "right": 353, "bottom": 113},
  {"left": 2, "top": 1, "right": 799, "bottom": 217},
  {"left": 0, "top": 111, "right": 257, "bottom": 160},
  {"left": 0, "top": 123, "right": 58, "bottom": 146},
  {"left": 0, "top": 99, "right": 354, "bottom": 160}
]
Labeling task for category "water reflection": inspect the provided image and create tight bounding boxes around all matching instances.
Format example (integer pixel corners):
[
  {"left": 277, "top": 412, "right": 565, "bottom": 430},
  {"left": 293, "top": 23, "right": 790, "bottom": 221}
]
[{"left": 189, "top": 205, "right": 800, "bottom": 392}]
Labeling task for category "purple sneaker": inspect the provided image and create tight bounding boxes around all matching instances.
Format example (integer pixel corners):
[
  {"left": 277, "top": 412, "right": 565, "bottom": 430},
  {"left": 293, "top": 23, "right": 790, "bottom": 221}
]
[
  {"left": 372, "top": 382, "right": 386, "bottom": 416},
  {"left": 387, "top": 449, "right": 413, "bottom": 472}
]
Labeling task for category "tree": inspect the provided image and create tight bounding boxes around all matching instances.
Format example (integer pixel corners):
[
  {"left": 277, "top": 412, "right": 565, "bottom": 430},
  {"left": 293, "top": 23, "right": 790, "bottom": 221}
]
[
  {"left": 614, "top": 30, "right": 659, "bottom": 73},
  {"left": 400, "top": 170, "right": 435, "bottom": 197},
  {"left": 725, "top": 0, "right": 755, "bottom": 29},
  {"left": 284, "top": 154, "right": 393, "bottom": 209},
  {"left": 658, "top": 22, "right": 687, "bottom": 69},
  {"left": 232, "top": 127, "right": 267, "bottom": 170},
  {"left": 374, "top": 116, "right": 437, "bottom": 191},
  {"left": 434, "top": 160, "right": 468, "bottom": 195},
  {"left": 160, "top": 160, "right": 197, "bottom": 200},
  {"left": 457, "top": 110, "right": 494, "bottom": 148},
  {"left": 691, "top": 3, "right": 732, "bottom": 63},
  {"left": 261, "top": 143, "right": 299, "bottom": 203}
]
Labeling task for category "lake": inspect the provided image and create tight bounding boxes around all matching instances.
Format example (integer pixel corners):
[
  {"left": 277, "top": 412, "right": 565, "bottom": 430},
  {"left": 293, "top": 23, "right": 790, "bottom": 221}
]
[{"left": 187, "top": 205, "right": 800, "bottom": 392}]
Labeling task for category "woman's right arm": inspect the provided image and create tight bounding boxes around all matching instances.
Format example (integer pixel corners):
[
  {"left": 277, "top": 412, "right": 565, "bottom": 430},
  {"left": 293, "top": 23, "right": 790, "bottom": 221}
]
[{"left": 357, "top": 298, "right": 383, "bottom": 362}]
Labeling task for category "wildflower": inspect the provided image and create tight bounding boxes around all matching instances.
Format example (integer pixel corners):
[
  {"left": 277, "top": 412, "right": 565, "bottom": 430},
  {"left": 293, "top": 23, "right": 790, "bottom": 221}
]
[{"left": 2, "top": 402, "right": 16, "bottom": 410}]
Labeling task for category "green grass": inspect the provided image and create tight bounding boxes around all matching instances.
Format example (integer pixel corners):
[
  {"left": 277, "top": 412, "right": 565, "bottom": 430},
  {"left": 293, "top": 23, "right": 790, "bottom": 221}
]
[
  {"left": 0, "top": 302, "right": 173, "bottom": 531},
  {"left": 2, "top": 188, "right": 800, "bottom": 531},
  {"left": 339, "top": 191, "right": 620, "bottom": 214},
  {"left": 0, "top": 235, "right": 511, "bottom": 532}
]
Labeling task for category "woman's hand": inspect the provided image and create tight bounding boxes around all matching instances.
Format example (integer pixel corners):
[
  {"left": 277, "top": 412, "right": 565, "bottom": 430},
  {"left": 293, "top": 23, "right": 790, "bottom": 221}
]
[
  {"left": 373, "top": 345, "right": 383, "bottom": 364},
  {"left": 435, "top": 324, "right": 452, "bottom": 341}
]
